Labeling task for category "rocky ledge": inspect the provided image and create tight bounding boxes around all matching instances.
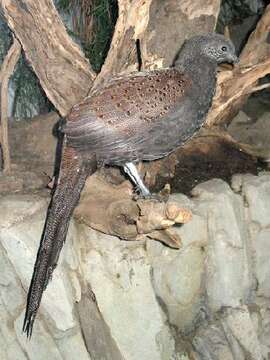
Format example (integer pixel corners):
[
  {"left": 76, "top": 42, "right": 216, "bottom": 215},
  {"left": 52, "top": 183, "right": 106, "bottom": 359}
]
[{"left": 0, "top": 173, "right": 270, "bottom": 360}]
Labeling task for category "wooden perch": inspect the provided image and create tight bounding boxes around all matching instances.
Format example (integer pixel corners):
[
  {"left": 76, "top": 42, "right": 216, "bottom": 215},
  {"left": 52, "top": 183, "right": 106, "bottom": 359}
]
[
  {"left": 1, "top": 0, "right": 96, "bottom": 116},
  {"left": 74, "top": 174, "right": 191, "bottom": 248},
  {"left": 0, "top": 36, "right": 21, "bottom": 174}
]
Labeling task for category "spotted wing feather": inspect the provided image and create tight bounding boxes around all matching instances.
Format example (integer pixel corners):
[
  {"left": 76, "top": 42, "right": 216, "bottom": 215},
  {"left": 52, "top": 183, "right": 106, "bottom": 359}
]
[{"left": 64, "top": 69, "right": 192, "bottom": 164}]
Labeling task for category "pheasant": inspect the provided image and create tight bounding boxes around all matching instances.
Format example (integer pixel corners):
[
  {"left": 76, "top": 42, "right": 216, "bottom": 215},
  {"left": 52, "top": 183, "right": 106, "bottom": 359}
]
[{"left": 23, "top": 33, "right": 238, "bottom": 337}]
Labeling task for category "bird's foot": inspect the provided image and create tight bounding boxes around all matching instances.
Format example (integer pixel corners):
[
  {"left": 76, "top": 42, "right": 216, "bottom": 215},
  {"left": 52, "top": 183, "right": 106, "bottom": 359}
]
[
  {"left": 123, "top": 162, "right": 170, "bottom": 202},
  {"left": 134, "top": 184, "right": 170, "bottom": 202}
]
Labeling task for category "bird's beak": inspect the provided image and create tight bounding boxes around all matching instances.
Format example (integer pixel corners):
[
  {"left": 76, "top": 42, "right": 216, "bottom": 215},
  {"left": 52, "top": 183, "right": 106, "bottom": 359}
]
[
  {"left": 230, "top": 54, "right": 239, "bottom": 65},
  {"left": 218, "top": 54, "right": 239, "bottom": 71}
]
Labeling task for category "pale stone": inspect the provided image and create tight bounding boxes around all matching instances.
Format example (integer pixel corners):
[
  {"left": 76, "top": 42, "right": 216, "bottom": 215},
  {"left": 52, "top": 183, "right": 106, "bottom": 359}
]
[
  {"left": 173, "top": 212, "right": 208, "bottom": 248},
  {"left": 15, "top": 313, "right": 63, "bottom": 360},
  {"left": 80, "top": 226, "right": 177, "bottom": 360},
  {"left": 193, "top": 325, "right": 236, "bottom": 360},
  {"left": 1, "top": 174, "right": 270, "bottom": 359},
  {"left": 221, "top": 306, "right": 263, "bottom": 360},
  {"left": 241, "top": 173, "right": 270, "bottom": 228},
  {"left": 258, "top": 308, "right": 270, "bottom": 359},
  {"left": 0, "top": 201, "right": 76, "bottom": 333},
  {"left": 55, "top": 332, "right": 92, "bottom": 360},
  {"left": 0, "top": 245, "right": 25, "bottom": 313},
  {"left": 168, "top": 193, "right": 194, "bottom": 210},
  {"left": 253, "top": 229, "right": 270, "bottom": 298},
  {"left": 0, "top": 301, "right": 28, "bottom": 360},
  {"left": 150, "top": 244, "right": 205, "bottom": 332},
  {"left": 192, "top": 179, "right": 253, "bottom": 312},
  {"left": 0, "top": 194, "right": 48, "bottom": 229}
]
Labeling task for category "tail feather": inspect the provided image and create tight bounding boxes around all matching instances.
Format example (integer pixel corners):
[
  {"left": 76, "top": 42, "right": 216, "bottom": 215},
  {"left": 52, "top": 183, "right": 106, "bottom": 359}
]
[{"left": 23, "top": 144, "right": 96, "bottom": 337}]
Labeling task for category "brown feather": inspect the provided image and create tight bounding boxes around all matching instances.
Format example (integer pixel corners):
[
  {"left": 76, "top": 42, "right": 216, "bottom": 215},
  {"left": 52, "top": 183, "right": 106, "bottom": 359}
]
[
  {"left": 65, "top": 68, "right": 192, "bottom": 164},
  {"left": 23, "top": 143, "right": 96, "bottom": 337}
]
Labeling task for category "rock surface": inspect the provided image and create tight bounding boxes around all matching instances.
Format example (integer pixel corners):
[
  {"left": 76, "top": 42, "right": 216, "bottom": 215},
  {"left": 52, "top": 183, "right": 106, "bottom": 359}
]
[{"left": 0, "top": 173, "right": 270, "bottom": 359}]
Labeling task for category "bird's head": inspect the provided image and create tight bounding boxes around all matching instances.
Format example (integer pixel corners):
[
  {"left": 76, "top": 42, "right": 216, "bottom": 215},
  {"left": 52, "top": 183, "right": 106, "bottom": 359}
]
[
  {"left": 175, "top": 33, "right": 238, "bottom": 68},
  {"left": 198, "top": 33, "right": 238, "bottom": 65}
]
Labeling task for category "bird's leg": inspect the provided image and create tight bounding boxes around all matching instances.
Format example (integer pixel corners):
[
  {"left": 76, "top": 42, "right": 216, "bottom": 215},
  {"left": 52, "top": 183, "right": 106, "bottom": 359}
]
[{"left": 123, "top": 162, "right": 151, "bottom": 197}]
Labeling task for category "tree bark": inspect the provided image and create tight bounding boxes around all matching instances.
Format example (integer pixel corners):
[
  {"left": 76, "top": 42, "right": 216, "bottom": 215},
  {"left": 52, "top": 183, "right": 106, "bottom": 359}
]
[
  {"left": 0, "top": 36, "right": 21, "bottom": 173},
  {"left": 1, "top": 0, "right": 96, "bottom": 116},
  {"left": 94, "top": 0, "right": 221, "bottom": 88},
  {"left": 206, "top": 4, "right": 270, "bottom": 127},
  {"left": 74, "top": 173, "right": 191, "bottom": 248}
]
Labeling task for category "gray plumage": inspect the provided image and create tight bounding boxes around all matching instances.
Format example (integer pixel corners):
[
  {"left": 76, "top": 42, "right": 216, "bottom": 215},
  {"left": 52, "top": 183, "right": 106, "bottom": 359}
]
[
  {"left": 65, "top": 33, "right": 237, "bottom": 164},
  {"left": 23, "top": 33, "right": 238, "bottom": 337}
]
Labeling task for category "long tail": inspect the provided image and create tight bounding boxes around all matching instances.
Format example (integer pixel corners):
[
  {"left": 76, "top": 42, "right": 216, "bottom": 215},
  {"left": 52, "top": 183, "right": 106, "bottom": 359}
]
[{"left": 23, "top": 142, "right": 96, "bottom": 337}]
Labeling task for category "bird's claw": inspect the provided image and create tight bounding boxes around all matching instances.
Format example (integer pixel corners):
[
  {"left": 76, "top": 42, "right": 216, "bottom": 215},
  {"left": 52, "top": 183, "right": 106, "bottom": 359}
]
[{"left": 133, "top": 184, "right": 170, "bottom": 202}]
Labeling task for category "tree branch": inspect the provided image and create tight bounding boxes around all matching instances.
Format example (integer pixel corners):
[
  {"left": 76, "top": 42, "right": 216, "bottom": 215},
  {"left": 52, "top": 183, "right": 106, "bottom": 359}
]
[
  {"left": 0, "top": 35, "right": 21, "bottom": 174},
  {"left": 251, "top": 82, "right": 270, "bottom": 93},
  {"left": 206, "top": 4, "right": 270, "bottom": 127},
  {"left": 1, "top": 0, "right": 96, "bottom": 116}
]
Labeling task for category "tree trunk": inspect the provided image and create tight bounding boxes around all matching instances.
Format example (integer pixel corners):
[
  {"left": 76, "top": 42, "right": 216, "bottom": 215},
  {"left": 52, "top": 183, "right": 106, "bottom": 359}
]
[
  {"left": 0, "top": 36, "right": 21, "bottom": 173},
  {"left": 94, "top": 0, "right": 221, "bottom": 88},
  {"left": 1, "top": 0, "right": 96, "bottom": 116}
]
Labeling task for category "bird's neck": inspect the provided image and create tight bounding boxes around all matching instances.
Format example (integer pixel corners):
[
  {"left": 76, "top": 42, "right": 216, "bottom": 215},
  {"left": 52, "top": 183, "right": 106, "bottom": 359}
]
[{"left": 175, "top": 56, "right": 217, "bottom": 109}]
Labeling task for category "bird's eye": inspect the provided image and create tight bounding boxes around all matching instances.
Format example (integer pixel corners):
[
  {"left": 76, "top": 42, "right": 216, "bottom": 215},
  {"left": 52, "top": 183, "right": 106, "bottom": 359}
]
[{"left": 221, "top": 46, "right": 227, "bottom": 52}]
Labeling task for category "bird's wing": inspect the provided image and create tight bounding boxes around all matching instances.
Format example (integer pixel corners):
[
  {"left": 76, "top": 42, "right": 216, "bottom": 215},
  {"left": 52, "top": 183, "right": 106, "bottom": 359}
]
[{"left": 64, "top": 68, "right": 192, "bottom": 163}]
